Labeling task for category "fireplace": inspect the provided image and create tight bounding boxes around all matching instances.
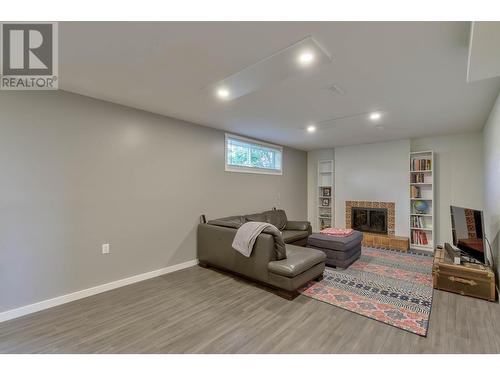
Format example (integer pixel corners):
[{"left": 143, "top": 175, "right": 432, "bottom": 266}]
[
  {"left": 345, "top": 201, "right": 407, "bottom": 251},
  {"left": 351, "top": 207, "right": 388, "bottom": 235},
  {"left": 345, "top": 201, "right": 395, "bottom": 236}
]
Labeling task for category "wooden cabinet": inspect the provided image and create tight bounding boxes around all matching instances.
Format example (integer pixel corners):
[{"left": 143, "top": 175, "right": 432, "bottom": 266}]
[
  {"left": 390, "top": 236, "right": 409, "bottom": 251},
  {"left": 433, "top": 246, "right": 496, "bottom": 301},
  {"left": 361, "top": 233, "right": 409, "bottom": 252}
]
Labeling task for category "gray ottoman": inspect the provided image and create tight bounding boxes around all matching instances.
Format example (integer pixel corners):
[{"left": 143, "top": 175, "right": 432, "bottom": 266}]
[{"left": 307, "top": 231, "right": 363, "bottom": 268}]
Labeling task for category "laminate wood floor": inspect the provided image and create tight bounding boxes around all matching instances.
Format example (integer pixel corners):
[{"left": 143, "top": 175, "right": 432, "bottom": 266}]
[{"left": 1, "top": 265, "right": 499, "bottom": 354}]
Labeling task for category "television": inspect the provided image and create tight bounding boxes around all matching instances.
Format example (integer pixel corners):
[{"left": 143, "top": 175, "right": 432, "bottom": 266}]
[{"left": 450, "top": 206, "right": 485, "bottom": 264}]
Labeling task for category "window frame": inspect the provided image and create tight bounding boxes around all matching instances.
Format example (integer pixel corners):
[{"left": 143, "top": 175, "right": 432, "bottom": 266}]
[{"left": 224, "top": 133, "right": 283, "bottom": 175}]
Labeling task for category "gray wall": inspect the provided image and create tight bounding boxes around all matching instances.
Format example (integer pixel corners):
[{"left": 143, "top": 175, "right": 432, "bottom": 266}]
[
  {"left": 483, "top": 90, "right": 500, "bottom": 274},
  {"left": 411, "top": 133, "right": 484, "bottom": 246},
  {"left": 334, "top": 140, "right": 411, "bottom": 237},
  {"left": 0, "top": 91, "right": 307, "bottom": 312},
  {"left": 306, "top": 135, "right": 485, "bottom": 248}
]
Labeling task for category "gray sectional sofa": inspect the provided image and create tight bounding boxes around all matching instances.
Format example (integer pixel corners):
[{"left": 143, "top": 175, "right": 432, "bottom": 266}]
[{"left": 197, "top": 209, "right": 325, "bottom": 298}]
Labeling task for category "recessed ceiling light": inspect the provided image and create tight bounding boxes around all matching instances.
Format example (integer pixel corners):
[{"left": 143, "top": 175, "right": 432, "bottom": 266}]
[
  {"left": 216, "top": 88, "right": 230, "bottom": 99},
  {"left": 306, "top": 125, "right": 317, "bottom": 133},
  {"left": 298, "top": 52, "right": 315, "bottom": 65},
  {"left": 369, "top": 112, "right": 382, "bottom": 121}
]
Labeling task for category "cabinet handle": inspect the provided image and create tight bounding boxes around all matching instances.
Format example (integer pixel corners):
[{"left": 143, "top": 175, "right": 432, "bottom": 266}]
[{"left": 448, "top": 276, "right": 477, "bottom": 286}]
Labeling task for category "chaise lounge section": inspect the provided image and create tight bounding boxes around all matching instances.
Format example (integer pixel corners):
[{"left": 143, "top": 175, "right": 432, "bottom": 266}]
[{"left": 197, "top": 209, "right": 325, "bottom": 298}]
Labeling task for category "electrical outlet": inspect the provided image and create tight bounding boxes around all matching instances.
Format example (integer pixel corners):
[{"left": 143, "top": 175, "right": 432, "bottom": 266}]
[{"left": 102, "top": 243, "right": 110, "bottom": 254}]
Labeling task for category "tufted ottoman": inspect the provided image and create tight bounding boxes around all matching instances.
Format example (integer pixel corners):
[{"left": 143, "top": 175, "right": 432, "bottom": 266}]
[{"left": 307, "top": 231, "right": 363, "bottom": 268}]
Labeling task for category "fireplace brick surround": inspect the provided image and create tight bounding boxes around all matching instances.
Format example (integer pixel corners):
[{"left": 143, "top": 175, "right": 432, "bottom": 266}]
[
  {"left": 345, "top": 201, "right": 395, "bottom": 235},
  {"left": 345, "top": 201, "right": 408, "bottom": 251}
]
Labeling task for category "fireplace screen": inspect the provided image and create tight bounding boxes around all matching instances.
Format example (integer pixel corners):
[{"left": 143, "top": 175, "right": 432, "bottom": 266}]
[{"left": 351, "top": 207, "right": 388, "bottom": 234}]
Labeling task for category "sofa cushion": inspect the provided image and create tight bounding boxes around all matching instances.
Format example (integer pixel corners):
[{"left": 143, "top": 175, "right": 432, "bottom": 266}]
[
  {"left": 263, "top": 209, "right": 288, "bottom": 230},
  {"left": 307, "top": 231, "right": 363, "bottom": 251},
  {"left": 268, "top": 245, "right": 326, "bottom": 278},
  {"left": 282, "top": 230, "right": 309, "bottom": 244},
  {"left": 285, "top": 220, "right": 310, "bottom": 231},
  {"left": 207, "top": 215, "right": 245, "bottom": 229},
  {"left": 244, "top": 213, "right": 267, "bottom": 222}
]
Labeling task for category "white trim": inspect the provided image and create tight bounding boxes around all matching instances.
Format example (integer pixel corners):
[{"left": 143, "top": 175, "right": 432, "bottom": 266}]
[
  {"left": 225, "top": 133, "right": 283, "bottom": 155},
  {"left": 0, "top": 259, "right": 198, "bottom": 323},
  {"left": 409, "top": 150, "right": 435, "bottom": 252},
  {"left": 225, "top": 133, "right": 283, "bottom": 175},
  {"left": 410, "top": 150, "right": 434, "bottom": 155},
  {"left": 466, "top": 21, "right": 475, "bottom": 83},
  {"left": 225, "top": 165, "right": 283, "bottom": 175}
]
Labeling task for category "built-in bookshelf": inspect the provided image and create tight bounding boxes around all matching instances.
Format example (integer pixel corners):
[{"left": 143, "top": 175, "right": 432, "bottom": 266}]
[
  {"left": 409, "top": 150, "right": 435, "bottom": 252},
  {"left": 318, "top": 160, "right": 334, "bottom": 230}
]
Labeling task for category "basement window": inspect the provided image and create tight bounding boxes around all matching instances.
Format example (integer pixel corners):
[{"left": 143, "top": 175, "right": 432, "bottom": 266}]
[{"left": 225, "top": 134, "right": 283, "bottom": 175}]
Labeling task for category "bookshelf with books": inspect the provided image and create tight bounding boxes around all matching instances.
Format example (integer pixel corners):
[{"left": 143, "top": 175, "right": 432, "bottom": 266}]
[
  {"left": 409, "top": 150, "right": 434, "bottom": 252},
  {"left": 317, "top": 160, "right": 334, "bottom": 231}
]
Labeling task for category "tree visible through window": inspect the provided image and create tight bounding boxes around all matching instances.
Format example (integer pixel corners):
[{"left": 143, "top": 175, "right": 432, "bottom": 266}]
[{"left": 225, "top": 134, "right": 282, "bottom": 174}]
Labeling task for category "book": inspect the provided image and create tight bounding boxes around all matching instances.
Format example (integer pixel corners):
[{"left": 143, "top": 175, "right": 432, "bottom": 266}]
[
  {"left": 411, "top": 173, "right": 426, "bottom": 183},
  {"left": 411, "top": 157, "right": 432, "bottom": 171},
  {"left": 411, "top": 229, "right": 429, "bottom": 245},
  {"left": 410, "top": 186, "right": 420, "bottom": 198},
  {"left": 411, "top": 216, "right": 425, "bottom": 228}
]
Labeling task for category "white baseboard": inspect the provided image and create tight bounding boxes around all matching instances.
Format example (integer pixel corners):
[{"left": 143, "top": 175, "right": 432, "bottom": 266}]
[{"left": 0, "top": 259, "right": 198, "bottom": 323}]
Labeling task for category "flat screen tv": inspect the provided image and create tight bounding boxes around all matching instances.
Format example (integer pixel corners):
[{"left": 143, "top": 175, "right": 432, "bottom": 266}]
[{"left": 450, "top": 205, "right": 485, "bottom": 264}]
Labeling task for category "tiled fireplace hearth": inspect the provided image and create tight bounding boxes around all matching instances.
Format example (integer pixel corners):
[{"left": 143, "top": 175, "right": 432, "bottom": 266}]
[{"left": 345, "top": 201, "right": 396, "bottom": 236}]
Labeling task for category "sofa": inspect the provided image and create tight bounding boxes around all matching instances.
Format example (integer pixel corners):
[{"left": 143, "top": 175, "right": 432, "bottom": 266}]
[{"left": 197, "top": 209, "right": 325, "bottom": 298}]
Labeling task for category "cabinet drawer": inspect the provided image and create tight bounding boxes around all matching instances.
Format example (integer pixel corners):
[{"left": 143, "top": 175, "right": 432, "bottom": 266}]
[{"left": 434, "top": 271, "right": 495, "bottom": 301}]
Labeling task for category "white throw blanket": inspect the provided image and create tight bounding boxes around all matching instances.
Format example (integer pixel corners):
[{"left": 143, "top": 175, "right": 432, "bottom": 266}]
[{"left": 232, "top": 222, "right": 277, "bottom": 257}]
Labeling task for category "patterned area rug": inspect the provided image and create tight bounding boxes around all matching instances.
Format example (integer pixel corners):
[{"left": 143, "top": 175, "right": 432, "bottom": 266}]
[{"left": 299, "top": 247, "right": 434, "bottom": 336}]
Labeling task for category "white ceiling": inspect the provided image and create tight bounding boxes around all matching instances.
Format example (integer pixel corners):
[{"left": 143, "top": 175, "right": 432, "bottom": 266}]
[{"left": 60, "top": 22, "right": 500, "bottom": 151}]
